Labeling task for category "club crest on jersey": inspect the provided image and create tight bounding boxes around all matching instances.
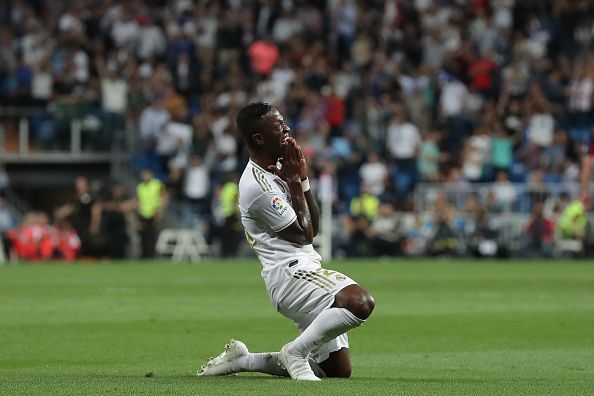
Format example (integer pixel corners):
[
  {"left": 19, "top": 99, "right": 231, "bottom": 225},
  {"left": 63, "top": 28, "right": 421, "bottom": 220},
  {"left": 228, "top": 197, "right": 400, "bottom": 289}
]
[{"left": 272, "top": 195, "right": 288, "bottom": 216}]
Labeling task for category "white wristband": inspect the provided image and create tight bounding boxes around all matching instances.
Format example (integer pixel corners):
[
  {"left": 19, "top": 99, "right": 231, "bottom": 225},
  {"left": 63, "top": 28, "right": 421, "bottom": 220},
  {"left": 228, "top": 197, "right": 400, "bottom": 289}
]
[{"left": 301, "top": 178, "right": 310, "bottom": 192}]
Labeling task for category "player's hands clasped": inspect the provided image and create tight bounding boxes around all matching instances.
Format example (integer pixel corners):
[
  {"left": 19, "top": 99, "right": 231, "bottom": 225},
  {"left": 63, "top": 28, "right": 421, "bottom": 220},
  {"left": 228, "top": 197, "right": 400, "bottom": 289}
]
[{"left": 269, "top": 137, "right": 306, "bottom": 183}]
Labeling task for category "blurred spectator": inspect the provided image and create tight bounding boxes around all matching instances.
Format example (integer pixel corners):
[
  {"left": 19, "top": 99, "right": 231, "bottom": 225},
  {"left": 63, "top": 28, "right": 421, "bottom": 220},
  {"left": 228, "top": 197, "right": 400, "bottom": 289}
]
[
  {"left": 136, "top": 169, "right": 168, "bottom": 258},
  {"left": 567, "top": 59, "right": 593, "bottom": 133},
  {"left": 53, "top": 219, "right": 81, "bottom": 261},
  {"left": 0, "top": 195, "right": 15, "bottom": 257},
  {"left": 492, "top": 170, "right": 516, "bottom": 212},
  {"left": 100, "top": 183, "right": 134, "bottom": 259},
  {"left": 369, "top": 202, "right": 402, "bottom": 257},
  {"left": 96, "top": 58, "right": 128, "bottom": 150},
  {"left": 524, "top": 201, "right": 555, "bottom": 258},
  {"left": 345, "top": 215, "right": 373, "bottom": 258},
  {"left": 0, "top": 164, "right": 10, "bottom": 195},
  {"left": 139, "top": 94, "right": 170, "bottom": 147},
  {"left": 359, "top": 151, "right": 387, "bottom": 198},
  {"left": 418, "top": 130, "right": 441, "bottom": 182},
  {"left": 183, "top": 154, "right": 210, "bottom": 226},
  {"left": 55, "top": 176, "right": 102, "bottom": 257},
  {"left": 526, "top": 87, "right": 555, "bottom": 149},
  {"left": 557, "top": 199, "right": 587, "bottom": 241},
  {"left": 491, "top": 124, "right": 513, "bottom": 173},
  {"left": 350, "top": 189, "right": 380, "bottom": 222},
  {"left": 248, "top": 37, "right": 279, "bottom": 76},
  {"left": 462, "top": 125, "right": 491, "bottom": 182},
  {"left": 466, "top": 206, "right": 501, "bottom": 258},
  {"left": 214, "top": 175, "right": 241, "bottom": 257},
  {"left": 428, "top": 209, "right": 460, "bottom": 257},
  {"left": 386, "top": 104, "right": 421, "bottom": 197}
]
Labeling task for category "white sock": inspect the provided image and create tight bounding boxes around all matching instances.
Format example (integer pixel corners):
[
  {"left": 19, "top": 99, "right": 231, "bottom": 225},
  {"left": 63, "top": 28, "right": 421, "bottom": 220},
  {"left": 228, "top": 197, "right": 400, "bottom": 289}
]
[
  {"left": 245, "top": 352, "right": 287, "bottom": 376},
  {"left": 290, "top": 307, "right": 365, "bottom": 357},
  {"left": 240, "top": 352, "right": 326, "bottom": 377}
]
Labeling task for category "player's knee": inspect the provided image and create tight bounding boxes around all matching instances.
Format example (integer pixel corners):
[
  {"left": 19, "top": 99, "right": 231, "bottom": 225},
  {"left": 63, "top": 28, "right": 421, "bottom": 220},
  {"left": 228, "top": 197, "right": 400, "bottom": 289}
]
[
  {"left": 328, "top": 366, "right": 351, "bottom": 378},
  {"left": 346, "top": 291, "right": 375, "bottom": 320}
]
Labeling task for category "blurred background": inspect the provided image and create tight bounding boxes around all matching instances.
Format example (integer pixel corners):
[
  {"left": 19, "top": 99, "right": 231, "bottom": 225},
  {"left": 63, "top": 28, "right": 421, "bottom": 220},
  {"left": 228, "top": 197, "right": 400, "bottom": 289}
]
[{"left": 0, "top": 0, "right": 593, "bottom": 262}]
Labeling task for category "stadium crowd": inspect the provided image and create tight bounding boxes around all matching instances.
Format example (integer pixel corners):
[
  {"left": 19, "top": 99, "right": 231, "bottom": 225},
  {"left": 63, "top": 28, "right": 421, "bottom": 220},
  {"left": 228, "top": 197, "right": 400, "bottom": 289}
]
[{"left": 1, "top": 0, "right": 594, "bottom": 260}]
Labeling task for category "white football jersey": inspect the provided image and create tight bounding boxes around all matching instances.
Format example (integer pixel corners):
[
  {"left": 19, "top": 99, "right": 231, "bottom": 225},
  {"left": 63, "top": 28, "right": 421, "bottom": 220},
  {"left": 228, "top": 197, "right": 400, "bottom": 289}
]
[{"left": 238, "top": 160, "right": 322, "bottom": 273}]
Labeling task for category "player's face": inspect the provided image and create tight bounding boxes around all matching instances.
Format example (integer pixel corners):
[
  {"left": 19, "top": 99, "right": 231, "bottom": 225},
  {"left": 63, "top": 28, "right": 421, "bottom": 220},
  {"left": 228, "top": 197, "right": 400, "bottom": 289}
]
[{"left": 259, "top": 108, "right": 291, "bottom": 158}]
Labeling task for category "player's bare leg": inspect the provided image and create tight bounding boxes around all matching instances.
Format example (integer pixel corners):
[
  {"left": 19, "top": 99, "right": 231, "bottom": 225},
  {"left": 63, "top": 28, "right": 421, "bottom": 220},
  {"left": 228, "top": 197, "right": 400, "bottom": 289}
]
[
  {"left": 279, "top": 284, "right": 374, "bottom": 380},
  {"left": 319, "top": 348, "right": 351, "bottom": 378}
]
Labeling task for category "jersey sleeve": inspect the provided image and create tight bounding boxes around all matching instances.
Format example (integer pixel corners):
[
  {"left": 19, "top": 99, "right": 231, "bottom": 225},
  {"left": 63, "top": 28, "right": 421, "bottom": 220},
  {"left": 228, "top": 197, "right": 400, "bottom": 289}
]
[{"left": 248, "top": 191, "right": 297, "bottom": 232}]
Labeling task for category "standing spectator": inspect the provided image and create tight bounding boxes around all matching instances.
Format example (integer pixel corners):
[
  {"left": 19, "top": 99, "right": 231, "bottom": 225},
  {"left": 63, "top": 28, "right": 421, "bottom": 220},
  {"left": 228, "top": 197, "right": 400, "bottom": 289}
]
[
  {"left": 418, "top": 130, "right": 441, "bottom": 182},
  {"left": 491, "top": 124, "right": 513, "bottom": 173},
  {"left": 136, "top": 17, "right": 166, "bottom": 61},
  {"left": 440, "top": 76, "right": 471, "bottom": 151},
  {"left": 139, "top": 94, "right": 170, "bottom": 147},
  {"left": 183, "top": 154, "right": 211, "bottom": 226},
  {"left": 567, "top": 59, "right": 594, "bottom": 135},
  {"left": 462, "top": 126, "right": 491, "bottom": 182},
  {"left": 526, "top": 84, "right": 555, "bottom": 149},
  {"left": 359, "top": 151, "right": 387, "bottom": 198},
  {"left": 248, "top": 37, "right": 279, "bottom": 76},
  {"left": 217, "top": 175, "right": 241, "bottom": 257},
  {"left": 386, "top": 105, "right": 421, "bottom": 196},
  {"left": 0, "top": 195, "right": 15, "bottom": 257},
  {"left": 100, "top": 183, "right": 134, "bottom": 259},
  {"left": 97, "top": 59, "right": 128, "bottom": 150},
  {"left": 55, "top": 176, "right": 102, "bottom": 258},
  {"left": 136, "top": 169, "right": 168, "bottom": 258}
]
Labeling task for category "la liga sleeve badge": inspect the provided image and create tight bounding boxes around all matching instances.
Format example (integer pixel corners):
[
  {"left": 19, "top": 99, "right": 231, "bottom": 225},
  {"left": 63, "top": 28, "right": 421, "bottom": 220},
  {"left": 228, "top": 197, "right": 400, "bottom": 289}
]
[{"left": 271, "top": 195, "right": 288, "bottom": 216}]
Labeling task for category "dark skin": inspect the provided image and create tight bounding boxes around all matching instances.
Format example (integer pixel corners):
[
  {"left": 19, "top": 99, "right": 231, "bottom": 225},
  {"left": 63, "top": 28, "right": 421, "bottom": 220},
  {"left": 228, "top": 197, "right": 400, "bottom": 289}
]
[{"left": 248, "top": 108, "right": 375, "bottom": 378}]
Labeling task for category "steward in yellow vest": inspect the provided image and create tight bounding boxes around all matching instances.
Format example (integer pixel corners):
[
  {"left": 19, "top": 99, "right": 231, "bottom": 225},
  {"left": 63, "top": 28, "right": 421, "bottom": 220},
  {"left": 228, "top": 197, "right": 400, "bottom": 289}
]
[{"left": 136, "top": 169, "right": 168, "bottom": 258}]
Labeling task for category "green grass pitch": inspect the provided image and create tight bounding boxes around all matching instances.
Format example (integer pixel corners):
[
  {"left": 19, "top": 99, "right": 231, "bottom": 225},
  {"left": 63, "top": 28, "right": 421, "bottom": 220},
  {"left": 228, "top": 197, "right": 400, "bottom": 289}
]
[{"left": 1, "top": 259, "right": 594, "bottom": 395}]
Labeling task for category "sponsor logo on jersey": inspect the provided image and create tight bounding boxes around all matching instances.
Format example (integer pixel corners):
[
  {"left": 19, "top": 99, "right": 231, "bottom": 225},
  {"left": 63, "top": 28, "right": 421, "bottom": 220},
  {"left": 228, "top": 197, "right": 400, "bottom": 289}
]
[{"left": 272, "top": 195, "right": 288, "bottom": 216}]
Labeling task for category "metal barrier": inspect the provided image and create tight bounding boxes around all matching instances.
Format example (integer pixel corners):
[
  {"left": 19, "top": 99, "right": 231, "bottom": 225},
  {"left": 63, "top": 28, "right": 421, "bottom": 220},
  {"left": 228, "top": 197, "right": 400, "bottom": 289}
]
[
  {"left": 414, "top": 182, "right": 586, "bottom": 213},
  {"left": 0, "top": 107, "right": 135, "bottom": 160}
]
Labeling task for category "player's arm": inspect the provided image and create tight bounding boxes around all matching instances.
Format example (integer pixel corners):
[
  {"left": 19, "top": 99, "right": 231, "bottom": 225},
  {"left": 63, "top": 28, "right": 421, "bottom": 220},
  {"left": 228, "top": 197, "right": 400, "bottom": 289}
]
[
  {"left": 270, "top": 138, "right": 315, "bottom": 245},
  {"left": 295, "top": 141, "right": 320, "bottom": 237},
  {"left": 279, "top": 182, "right": 315, "bottom": 245},
  {"left": 304, "top": 186, "right": 320, "bottom": 237}
]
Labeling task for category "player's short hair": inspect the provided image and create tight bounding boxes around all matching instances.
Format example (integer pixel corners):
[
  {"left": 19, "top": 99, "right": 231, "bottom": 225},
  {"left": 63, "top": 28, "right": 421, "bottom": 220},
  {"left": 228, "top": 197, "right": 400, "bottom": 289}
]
[{"left": 236, "top": 102, "right": 274, "bottom": 147}]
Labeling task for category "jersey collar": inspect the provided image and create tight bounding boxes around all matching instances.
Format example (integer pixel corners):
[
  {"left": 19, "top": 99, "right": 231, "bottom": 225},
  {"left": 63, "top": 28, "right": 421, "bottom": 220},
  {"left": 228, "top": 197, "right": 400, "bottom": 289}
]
[{"left": 250, "top": 159, "right": 274, "bottom": 175}]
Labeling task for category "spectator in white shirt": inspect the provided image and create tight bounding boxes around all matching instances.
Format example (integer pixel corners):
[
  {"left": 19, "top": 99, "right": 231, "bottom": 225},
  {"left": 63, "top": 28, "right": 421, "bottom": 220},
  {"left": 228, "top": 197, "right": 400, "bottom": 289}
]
[
  {"left": 567, "top": 60, "right": 593, "bottom": 131},
  {"left": 386, "top": 105, "right": 421, "bottom": 190},
  {"left": 183, "top": 154, "right": 211, "bottom": 227},
  {"left": 139, "top": 94, "right": 170, "bottom": 146},
  {"left": 97, "top": 58, "right": 128, "bottom": 150},
  {"left": 359, "top": 151, "right": 388, "bottom": 197}
]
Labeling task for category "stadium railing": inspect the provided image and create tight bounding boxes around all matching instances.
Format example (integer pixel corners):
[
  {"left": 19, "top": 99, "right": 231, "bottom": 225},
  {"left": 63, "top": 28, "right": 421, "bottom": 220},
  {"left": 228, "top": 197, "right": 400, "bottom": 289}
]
[{"left": 0, "top": 107, "right": 135, "bottom": 161}]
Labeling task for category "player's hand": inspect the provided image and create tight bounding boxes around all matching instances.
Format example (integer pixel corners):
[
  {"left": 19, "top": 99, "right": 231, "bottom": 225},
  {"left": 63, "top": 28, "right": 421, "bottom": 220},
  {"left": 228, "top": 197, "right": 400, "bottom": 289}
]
[
  {"left": 286, "top": 137, "right": 307, "bottom": 180},
  {"left": 298, "top": 145, "right": 307, "bottom": 180},
  {"left": 269, "top": 137, "right": 301, "bottom": 183}
]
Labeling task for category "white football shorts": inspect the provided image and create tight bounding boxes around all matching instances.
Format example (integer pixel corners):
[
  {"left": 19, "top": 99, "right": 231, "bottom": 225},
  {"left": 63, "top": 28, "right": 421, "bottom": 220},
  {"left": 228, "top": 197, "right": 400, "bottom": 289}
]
[{"left": 263, "top": 257, "right": 358, "bottom": 363}]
